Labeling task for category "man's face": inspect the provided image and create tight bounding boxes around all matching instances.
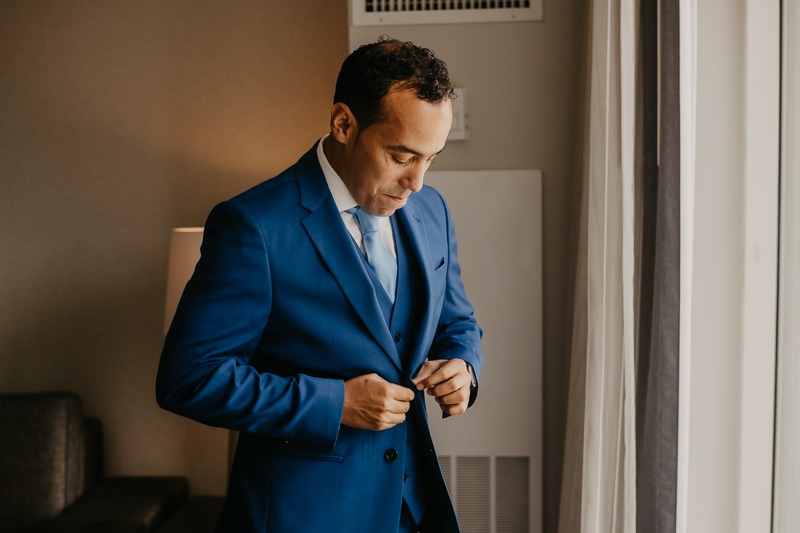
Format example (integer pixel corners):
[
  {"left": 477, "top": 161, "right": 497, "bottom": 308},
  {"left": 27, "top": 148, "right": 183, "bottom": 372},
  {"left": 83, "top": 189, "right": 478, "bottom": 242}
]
[{"left": 340, "top": 89, "right": 453, "bottom": 217}]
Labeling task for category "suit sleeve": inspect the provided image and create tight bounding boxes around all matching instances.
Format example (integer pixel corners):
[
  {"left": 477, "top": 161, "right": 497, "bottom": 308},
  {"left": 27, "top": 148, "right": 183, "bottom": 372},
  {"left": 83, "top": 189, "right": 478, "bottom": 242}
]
[
  {"left": 155, "top": 200, "right": 344, "bottom": 451},
  {"left": 428, "top": 194, "right": 484, "bottom": 407}
]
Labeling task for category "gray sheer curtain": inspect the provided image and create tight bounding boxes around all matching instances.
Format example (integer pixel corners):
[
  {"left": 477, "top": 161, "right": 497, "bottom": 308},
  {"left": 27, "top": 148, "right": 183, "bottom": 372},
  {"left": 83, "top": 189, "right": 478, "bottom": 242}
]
[{"left": 558, "top": 0, "right": 691, "bottom": 531}]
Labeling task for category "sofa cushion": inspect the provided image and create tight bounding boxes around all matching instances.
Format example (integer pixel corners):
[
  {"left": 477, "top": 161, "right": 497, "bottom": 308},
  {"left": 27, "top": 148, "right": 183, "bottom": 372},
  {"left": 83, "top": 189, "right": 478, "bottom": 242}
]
[
  {"left": 81, "top": 418, "right": 104, "bottom": 494},
  {"left": 0, "top": 392, "right": 83, "bottom": 530},
  {"left": 153, "top": 495, "right": 225, "bottom": 533},
  {"left": 58, "top": 477, "right": 188, "bottom": 533}
]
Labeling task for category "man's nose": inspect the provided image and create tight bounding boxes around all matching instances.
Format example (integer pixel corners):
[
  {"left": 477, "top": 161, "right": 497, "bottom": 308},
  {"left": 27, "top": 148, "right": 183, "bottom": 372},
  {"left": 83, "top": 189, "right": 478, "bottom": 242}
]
[{"left": 402, "top": 165, "right": 425, "bottom": 193}]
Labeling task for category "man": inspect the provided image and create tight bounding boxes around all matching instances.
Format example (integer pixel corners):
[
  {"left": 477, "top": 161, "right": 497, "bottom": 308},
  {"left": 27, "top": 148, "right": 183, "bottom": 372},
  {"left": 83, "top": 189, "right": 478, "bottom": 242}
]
[{"left": 156, "top": 38, "right": 483, "bottom": 533}]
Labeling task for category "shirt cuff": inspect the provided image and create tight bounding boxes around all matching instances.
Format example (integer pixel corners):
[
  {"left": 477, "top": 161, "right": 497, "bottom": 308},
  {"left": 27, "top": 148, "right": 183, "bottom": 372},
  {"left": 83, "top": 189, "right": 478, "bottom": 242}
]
[{"left": 466, "top": 362, "right": 477, "bottom": 390}]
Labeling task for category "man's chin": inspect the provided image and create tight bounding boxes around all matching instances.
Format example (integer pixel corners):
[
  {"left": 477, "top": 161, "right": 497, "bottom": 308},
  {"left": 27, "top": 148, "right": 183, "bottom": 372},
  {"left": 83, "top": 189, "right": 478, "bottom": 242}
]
[{"left": 366, "top": 207, "right": 397, "bottom": 217}]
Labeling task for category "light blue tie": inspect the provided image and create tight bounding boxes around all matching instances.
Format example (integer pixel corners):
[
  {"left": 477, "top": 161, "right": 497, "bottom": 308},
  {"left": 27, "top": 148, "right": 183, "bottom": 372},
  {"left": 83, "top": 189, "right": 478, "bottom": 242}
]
[{"left": 347, "top": 207, "right": 397, "bottom": 303}]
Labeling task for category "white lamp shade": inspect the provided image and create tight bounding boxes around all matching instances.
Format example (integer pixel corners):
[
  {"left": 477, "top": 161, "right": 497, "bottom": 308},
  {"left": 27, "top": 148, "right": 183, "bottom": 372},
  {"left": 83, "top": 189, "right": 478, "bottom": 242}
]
[{"left": 163, "top": 227, "right": 204, "bottom": 335}]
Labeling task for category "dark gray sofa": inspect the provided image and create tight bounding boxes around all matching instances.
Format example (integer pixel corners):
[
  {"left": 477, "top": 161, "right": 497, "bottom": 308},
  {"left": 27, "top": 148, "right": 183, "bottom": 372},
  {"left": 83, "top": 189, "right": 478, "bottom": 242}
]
[{"left": 0, "top": 392, "right": 188, "bottom": 532}]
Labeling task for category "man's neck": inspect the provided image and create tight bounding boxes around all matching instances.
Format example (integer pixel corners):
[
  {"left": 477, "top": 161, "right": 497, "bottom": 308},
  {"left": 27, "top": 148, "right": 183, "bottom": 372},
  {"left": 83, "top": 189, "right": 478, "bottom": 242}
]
[{"left": 322, "top": 134, "right": 348, "bottom": 183}]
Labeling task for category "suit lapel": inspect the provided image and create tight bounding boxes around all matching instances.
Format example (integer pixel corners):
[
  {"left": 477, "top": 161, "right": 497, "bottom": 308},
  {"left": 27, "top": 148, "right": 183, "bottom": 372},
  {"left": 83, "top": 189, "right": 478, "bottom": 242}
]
[
  {"left": 295, "top": 146, "right": 401, "bottom": 371},
  {"left": 396, "top": 199, "right": 438, "bottom": 375}
]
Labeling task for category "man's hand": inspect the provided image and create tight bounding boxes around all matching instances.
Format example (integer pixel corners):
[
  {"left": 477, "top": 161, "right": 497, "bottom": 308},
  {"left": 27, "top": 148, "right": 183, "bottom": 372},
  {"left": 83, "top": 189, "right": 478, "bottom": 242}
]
[
  {"left": 413, "top": 359, "right": 471, "bottom": 416},
  {"left": 341, "top": 373, "right": 415, "bottom": 430}
]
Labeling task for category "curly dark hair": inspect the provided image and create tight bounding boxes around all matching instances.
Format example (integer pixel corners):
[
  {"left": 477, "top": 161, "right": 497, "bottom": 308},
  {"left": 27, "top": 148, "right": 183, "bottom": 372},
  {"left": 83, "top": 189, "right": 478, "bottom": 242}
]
[{"left": 333, "top": 36, "right": 456, "bottom": 134}]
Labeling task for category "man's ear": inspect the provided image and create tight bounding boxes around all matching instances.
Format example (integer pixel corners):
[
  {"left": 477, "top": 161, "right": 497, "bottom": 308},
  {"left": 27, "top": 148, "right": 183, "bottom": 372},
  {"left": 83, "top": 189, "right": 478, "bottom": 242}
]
[{"left": 330, "top": 102, "right": 358, "bottom": 145}]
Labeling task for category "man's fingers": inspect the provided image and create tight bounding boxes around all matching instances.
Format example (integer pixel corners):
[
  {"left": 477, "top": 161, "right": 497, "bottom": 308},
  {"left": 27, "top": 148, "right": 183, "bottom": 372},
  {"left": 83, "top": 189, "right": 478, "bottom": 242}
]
[
  {"left": 388, "top": 383, "right": 416, "bottom": 402},
  {"left": 426, "top": 372, "right": 471, "bottom": 398},
  {"left": 382, "top": 396, "right": 412, "bottom": 414},
  {"left": 372, "top": 380, "right": 414, "bottom": 415},
  {"left": 440, "top": 402, "right": 467, "bottom": 416},
  {"left": 412, "top": 360, "right": 443, "bottom": 386},
  {"left": 379, "top": 409, "right": 408, "bottom": 426},
  {"left": 366, "top": 373, "right": 414, "bottom": 402},
  {"left": 368, "top": 397, "right": 411, "bottom": 429},
  {"left": 414, "top": 359, "right": 462, "bottom": 390},
  {"left": 418, "top": 366, "right": 456, "bottom": 389},
  {"left": 413, "top": 359, "right": 472, "bottom": 418},
  {"left": 434, "top": 386, "right": 469, "bottom": 416},
  {"left": 432, "top": 387, "right": 470, "bottom": 406},
  {"left": 419, "top": 362, "right": 470, "bottom": 397},
  {"left": 342, "top": 373, "right": 415, "bottom": 431}
]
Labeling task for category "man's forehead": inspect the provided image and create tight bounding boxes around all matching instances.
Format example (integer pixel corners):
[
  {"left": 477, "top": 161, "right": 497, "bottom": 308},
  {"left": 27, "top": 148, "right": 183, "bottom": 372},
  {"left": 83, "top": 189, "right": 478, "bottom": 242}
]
[{"left": 380, "top": 90, "right": 451, "bottom": 120}]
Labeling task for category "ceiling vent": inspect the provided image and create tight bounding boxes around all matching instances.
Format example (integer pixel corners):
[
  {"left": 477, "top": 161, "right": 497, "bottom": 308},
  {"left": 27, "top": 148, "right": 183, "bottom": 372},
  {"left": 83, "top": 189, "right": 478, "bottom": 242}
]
[{"left": 352, "top": 0, "right": 543, "bottom": 26}]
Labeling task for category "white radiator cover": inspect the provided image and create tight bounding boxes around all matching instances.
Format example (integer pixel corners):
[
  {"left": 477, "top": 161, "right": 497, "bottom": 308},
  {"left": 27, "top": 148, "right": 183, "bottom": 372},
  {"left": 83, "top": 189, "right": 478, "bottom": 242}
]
[{"left": 425, "top": 170, "right": 542, "bottom": 533}]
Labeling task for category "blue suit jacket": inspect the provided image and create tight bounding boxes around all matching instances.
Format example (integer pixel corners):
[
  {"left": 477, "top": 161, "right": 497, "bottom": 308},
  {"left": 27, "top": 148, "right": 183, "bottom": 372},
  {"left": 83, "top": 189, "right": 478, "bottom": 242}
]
[{"left": 156, "top": 144, "right": 483, "bottom": 532}]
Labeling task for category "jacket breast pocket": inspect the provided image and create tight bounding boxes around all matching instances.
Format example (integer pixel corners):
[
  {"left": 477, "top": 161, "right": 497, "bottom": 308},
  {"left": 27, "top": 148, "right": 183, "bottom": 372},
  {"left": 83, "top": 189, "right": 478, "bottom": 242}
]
[{"left": 433, "top": 257, "right": 447, "bottom": 284}]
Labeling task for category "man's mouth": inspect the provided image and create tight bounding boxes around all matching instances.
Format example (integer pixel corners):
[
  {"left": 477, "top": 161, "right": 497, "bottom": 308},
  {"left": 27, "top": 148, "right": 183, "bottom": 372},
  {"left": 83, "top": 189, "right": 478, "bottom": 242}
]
[
  {"left": 382, "top": 194, "right": 408, "bottom": 209},
  {"left": 385, "top": 190, "right": 410, "bottom": 200}
]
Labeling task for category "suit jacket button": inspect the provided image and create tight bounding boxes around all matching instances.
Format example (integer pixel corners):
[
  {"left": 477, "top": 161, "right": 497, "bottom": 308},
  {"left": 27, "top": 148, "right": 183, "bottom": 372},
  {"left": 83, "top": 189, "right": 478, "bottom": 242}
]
[
  {"left": 384, "top": 449, "right": 398, "bottom": 462},
  {"left": 395, "top": 332, "right": 402, "bottom": 342}
]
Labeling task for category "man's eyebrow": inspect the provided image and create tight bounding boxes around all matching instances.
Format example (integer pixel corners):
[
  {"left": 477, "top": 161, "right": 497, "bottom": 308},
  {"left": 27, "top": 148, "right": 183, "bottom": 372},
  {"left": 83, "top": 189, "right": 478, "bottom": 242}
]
[{"left": 387, "top": 144, "right": 447, "bottom": 157}]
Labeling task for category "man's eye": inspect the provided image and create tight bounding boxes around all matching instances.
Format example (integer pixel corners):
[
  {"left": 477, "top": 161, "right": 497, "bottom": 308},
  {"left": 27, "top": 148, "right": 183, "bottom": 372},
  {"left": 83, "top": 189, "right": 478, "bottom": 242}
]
[{"left": 393, "top": 156, "right": 411, "bottom": 166}]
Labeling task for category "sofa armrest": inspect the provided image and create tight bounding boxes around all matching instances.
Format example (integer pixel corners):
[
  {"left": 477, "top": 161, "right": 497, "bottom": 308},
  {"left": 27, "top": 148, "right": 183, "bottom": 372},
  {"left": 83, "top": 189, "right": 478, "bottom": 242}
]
[{"left": 0, "top": 392, "right": 84, "bottom": 530}]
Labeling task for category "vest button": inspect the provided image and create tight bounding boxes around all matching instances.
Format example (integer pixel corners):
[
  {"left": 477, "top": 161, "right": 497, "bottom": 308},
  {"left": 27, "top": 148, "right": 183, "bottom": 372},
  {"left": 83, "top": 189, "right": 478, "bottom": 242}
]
[
  {"left": 384, "top": 449, "right": 398, "bottom": 462},
  {"left": 395, "top": 332, "right": 402, "bottom": 342}
]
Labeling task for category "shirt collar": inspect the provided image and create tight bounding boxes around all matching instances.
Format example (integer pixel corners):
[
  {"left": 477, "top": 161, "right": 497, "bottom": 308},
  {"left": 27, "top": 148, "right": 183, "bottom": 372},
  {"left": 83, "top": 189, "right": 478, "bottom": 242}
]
[{"left": 317, "top": 134, "right": 358, "bottom": 213}]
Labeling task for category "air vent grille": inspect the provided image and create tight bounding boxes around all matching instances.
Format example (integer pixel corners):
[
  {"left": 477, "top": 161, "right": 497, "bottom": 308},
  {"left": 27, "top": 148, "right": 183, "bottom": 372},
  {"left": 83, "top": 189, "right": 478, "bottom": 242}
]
[
  {"left": 352, "top": 0, "right": 542, "bottom": 25},
  {"left": 457, "top": 456, "right": 491, "bottom": 533},
  {"left": 439, "top": 455, "right": 532, "bottom": 532},
  {"left": 496, "top": 456, "right": 530, "bottom": 532},
  {"left": 366, "top": 0, "right": 531, "bottom": 11}
]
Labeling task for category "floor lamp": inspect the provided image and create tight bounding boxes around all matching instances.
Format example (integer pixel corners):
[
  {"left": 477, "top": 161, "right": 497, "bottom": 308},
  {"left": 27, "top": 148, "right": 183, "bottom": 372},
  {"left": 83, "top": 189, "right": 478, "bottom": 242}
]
[
  {"left": 163, "top": 228, "right": 204, "bottom": 335},
  {"left": 163, "top": 227, "right": 237, "bottom": 489}
]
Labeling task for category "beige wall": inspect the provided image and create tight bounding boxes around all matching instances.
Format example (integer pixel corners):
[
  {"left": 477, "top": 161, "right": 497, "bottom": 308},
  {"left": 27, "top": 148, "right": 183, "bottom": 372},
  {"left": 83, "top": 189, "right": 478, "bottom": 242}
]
[
  {"left": 350, "top": 4, "right": 588, "bottom": 531},
  {"left": 0, "top": 0, "right": 349, "bottom": 495}
]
